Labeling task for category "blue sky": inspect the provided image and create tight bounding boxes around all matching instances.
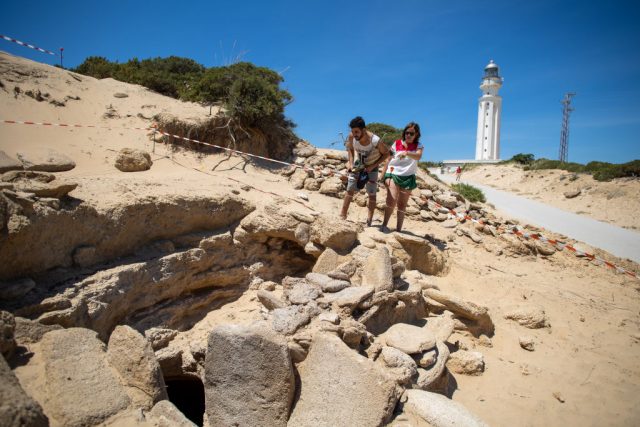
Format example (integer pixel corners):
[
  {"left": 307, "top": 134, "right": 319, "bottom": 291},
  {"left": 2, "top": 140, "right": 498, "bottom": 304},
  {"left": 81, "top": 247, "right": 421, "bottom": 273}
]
[{"left": 2, "top": 0, "right": 639, "bottom": 163}]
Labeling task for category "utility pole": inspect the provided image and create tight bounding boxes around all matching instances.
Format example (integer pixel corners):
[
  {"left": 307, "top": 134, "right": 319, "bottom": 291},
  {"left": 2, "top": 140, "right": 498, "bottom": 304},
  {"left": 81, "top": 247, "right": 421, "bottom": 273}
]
[{"left": 559, "top": 92, "right": 576, "bottom": 163}]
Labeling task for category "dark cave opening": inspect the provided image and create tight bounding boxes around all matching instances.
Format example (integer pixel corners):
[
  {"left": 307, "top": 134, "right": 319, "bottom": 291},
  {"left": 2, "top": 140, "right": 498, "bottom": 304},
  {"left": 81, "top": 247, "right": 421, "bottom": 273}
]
[{"left": 165, "top": 376, "right": 205, "bottom": 426}]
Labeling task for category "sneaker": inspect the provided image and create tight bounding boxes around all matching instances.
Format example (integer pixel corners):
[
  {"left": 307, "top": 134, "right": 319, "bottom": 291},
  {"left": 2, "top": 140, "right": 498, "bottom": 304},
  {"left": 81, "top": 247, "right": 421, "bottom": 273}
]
[
  {"left": 380, "top": 225, "right": 391, "bottom": 233},
  {"left": 366, "top": 218, "right": 373, "bottom": 227}
]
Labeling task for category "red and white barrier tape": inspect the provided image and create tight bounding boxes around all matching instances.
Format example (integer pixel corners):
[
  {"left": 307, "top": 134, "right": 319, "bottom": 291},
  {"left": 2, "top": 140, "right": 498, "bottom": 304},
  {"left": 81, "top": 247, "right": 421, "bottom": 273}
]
[
  {"left": 2, "top": 118, "right": 638, "bottom": 280},
  {"left": 1, "top": 34, "right": 59, "bottom": 56},
  {"left": 422, "top": 197, "right": 640, "bottom": 280},
  {"left": 1, "top": 119, "right": 151, "bottom": 131}
]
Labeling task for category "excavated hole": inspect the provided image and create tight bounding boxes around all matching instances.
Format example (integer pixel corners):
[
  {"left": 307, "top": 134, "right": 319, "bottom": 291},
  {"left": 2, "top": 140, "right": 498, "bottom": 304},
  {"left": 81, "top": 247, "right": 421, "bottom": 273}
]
[{"left": 165, "top": 376, "right": 205, "bottom": 426}]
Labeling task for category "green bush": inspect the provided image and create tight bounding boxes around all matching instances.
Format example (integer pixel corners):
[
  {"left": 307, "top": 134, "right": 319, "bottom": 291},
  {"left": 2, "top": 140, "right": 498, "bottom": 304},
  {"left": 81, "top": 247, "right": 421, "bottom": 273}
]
[
  {"left": 367, "top": 122, "right": 402, "bottom": 145},
  {"left": 521, "top": 158, "right": 640, "bottom": 181},
  {"left": 73, "top": 56, "right": 294, "bottom": 131},
  {"left": 509, "top": 153, "right": 535, "bottom": 165},
  {"left": 451, "top": 183, "right": 486, "bottom": 203}
]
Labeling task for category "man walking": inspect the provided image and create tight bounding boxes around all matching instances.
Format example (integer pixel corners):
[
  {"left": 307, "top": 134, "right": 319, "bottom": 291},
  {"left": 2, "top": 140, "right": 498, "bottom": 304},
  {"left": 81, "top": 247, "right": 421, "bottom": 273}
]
[{"left": 340, "top": 116, "right": 389, "bottom": 225}]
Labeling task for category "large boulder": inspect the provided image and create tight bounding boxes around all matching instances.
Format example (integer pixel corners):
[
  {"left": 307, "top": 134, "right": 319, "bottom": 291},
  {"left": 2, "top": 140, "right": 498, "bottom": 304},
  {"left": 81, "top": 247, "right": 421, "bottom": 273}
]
[
  {"left": 0, "top": 356, "right": 48, "bottom": 427},
  {"left": 114, "top": 148, "right": 152, "bottom": 172},
  {"left": 288, "top": 333, "right": 401, "bottom": 426},
  {"left": 423, "top": 289, "right": 493, "bottom": 333},
  {"left": 17, "top": 147, "right": 76, "bottom": 172},
  {"left": 40, "top": 328, "right": 131, "bottom": 426},
  {"left": 107, "top": 325, "right": 168, "bottom": 410},
  {"left": 12, "top": 179, "right": 78, "bottom": 198},
  {"left": 398, "top": 390, "right": 489, "bottom": 427},
  {"left": 319, "top": 176, "right": 344, "bottom": 195},
  {"left": 361, "top": 246, "right": 394, "bottom": 292},
  {"left": 205, "top": 324, "right": 294, "bottom": 427},
  {"left": 237, "top": 203, "right": 301, "bottom": 243},
  {"left": 380, "top": 323, "right": 436, "bottom": 355},
  {"left": 310, "top": 215, "right": 357, "bottom": 252},
  {"left": 392, "top": 233, "right": 448, "bottom": 276}
]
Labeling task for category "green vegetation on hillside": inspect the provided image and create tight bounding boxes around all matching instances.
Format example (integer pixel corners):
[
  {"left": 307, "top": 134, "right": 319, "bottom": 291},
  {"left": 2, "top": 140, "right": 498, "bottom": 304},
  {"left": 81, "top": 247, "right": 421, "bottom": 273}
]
[
  {"left": 451, "top": 183, "right": 486, "bottom": 203},
  {"left": 524, "top": 158, "right": 640, "bottom": 181},
  {"left": 73, "top": 56, "right": 293, "bottom": 129},
  {"left": 499, "top": 153, "right": 639, "bottom": 182}
]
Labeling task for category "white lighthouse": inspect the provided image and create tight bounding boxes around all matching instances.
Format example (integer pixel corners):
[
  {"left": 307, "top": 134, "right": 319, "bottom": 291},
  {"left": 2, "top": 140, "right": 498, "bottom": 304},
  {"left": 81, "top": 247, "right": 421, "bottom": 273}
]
[{"left": 475, "top": 60, "right": 503, "bottom": 160}]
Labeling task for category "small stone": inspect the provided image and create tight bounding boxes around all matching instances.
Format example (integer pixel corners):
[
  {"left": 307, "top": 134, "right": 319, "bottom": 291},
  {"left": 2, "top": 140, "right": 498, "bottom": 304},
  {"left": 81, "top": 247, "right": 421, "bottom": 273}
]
[
  {"left": 298, "top": 192, "right": 309, "bottom": 201},
  {"left": 231, "top": 189, "right": 240, "bottom": 195},
  {"left": 319, "top": 312, "right": 340, "bottom": 324},
  {"left": 417, "top": 350, "right": 437, "bottom": 368},
  {"left": 519, "top": 336, "right": 535, "bottom": 351},
  {"left": 113, "top": 92, "right": 129, "bottom": 98},
  {"left": 553, "top": 391, "right": 565, "bottom": 403},
  {"left": 241, "top": 185, "right": 251, "bottom": 191}
]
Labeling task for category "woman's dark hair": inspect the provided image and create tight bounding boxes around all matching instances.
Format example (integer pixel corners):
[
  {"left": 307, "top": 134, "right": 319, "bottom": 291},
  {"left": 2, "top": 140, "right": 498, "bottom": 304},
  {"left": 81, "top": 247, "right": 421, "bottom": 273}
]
[
  {"left": 349, "top": 116, "right": 366, "bottom": 129},
  {"left": 403, "top": 122, "right": 421, "bottom": 143}
]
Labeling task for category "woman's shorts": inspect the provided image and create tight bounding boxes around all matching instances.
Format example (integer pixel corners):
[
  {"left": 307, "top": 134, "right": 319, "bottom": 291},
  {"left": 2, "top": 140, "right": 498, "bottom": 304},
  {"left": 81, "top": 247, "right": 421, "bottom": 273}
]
[
  {"left": 347, "top": 169, "right": 379, "bottom": 195},
  {"left": 384, "top": 173, "right": 417, "bottom": 190}
]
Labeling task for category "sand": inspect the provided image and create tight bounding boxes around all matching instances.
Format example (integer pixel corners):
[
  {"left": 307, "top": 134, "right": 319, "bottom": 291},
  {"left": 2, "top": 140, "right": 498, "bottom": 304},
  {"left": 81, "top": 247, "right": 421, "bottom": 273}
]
[{"left": 1, "top": 51, "right": 639, "bottom": 427}]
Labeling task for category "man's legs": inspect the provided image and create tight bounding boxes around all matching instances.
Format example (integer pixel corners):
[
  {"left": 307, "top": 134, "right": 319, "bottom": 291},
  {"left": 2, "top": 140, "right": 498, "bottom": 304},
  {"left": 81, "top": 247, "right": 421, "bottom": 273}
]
[
  {"left": 340, "top": 191, "right": 354, "bottom": 219},
  {"left": 396, "top": 189, "right": 412, "bottom": 232}
]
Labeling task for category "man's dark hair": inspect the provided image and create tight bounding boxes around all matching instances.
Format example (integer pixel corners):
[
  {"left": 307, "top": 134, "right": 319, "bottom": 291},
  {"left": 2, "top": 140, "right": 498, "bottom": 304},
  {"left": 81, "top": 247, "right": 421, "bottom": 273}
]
[
  {"left": 349, "top": 116, "right": 366, "bottom": 129},
  {"left": 403, "top": 122, "right": 421, "bottom": 143}
]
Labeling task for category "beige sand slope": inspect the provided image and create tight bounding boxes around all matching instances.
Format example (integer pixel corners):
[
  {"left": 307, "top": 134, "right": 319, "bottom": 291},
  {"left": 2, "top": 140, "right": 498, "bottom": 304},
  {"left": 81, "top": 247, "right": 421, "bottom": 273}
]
[
  {"left": 1, "top": 51, "right": 639, "bottom": 427},
  {"left": 460, "top": 164, "right": 640, "bottom": 231}
]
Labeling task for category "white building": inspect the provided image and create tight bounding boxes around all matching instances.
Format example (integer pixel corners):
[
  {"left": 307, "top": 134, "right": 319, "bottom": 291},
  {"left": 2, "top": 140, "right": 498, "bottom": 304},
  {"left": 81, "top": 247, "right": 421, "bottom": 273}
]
[{"left": 475, "top": 60, "right": 503, "bottom": 160}]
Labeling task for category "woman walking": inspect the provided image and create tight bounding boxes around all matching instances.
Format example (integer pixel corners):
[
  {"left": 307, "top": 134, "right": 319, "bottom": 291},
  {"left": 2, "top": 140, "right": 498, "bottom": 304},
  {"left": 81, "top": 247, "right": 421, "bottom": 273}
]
[{"left": 380, "top": 122, "right": 424, "bottom": 232}]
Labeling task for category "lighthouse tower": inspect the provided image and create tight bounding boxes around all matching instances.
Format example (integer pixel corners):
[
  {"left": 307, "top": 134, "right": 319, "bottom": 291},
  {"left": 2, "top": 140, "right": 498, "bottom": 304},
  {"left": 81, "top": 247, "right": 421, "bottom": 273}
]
[{"left": 475, "top": 60, "right": 503, "bottom": 160}]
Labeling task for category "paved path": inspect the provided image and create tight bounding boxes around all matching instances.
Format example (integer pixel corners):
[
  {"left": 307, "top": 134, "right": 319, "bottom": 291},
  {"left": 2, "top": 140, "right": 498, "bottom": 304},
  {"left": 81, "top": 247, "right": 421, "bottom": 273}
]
[{"left": 434, "top": 170, "right": 640, "bottom": 263}]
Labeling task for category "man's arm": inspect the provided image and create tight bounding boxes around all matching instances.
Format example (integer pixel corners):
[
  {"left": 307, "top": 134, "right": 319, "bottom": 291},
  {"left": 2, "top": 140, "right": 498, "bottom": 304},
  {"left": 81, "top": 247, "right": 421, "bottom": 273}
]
[{"left": 345, "top": 134, "right": 354, "bottom": 171}]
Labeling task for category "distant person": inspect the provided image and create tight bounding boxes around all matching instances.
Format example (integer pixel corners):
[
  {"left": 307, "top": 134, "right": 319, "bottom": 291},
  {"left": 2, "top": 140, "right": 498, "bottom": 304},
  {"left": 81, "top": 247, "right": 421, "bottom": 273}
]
[
  {"left": 340, "top": 116, "right": 389, "bottom": 225},
  {"left": 380, "top": 122, "right": 424, "bottom": 232},
  {"left": 455, "top": 165, "right": 462, "bottom": 181}
]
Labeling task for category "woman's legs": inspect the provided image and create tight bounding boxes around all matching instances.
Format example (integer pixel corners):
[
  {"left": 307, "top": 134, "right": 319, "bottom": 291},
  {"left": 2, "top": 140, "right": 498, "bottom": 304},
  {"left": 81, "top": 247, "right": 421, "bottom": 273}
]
[
  {"left": 382, "top": 178, "right": 399, "bottom": 228},
  {"left": 396, "top": 189, "right": 412, "bottom": 232}
]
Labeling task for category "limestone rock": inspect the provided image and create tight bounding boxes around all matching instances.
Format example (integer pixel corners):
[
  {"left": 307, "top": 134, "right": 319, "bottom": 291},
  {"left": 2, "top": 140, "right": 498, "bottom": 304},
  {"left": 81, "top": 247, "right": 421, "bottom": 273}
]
[
  {"left": 310, "top": 215, "right": 357, "bottom": 251},
  {"left": 0, "top": 356, "right": 48, "bottom": 427},
  {"left": 257, "top": 290, "right": 287, "bottom": 310},
  {"left": 303, "top": 178, "right": 321, "bottom": 191},
  {"left": 284, "top": 281, "right": 321, "bottom": 305},
  {"left": 289, "top": 169, "right": 307, "bottom": 189},
  {"left": 40, "top": 328, "right": 131, "bottom": 426},
  {"left": 288, "top": 333, "right": 401, "bottom": 427},
  {"left": 434, "top": 193, "right": 458, "bottom": 209},
  {"left": 321, "top": 286, "right": 374, "bottom": 308},
  {"left": 148, "top": 400, "right": 197, "bottom": 427},
  {"left": 107, "top": 325, "right": 168, "bottom": 410},
  {"left": 381, "top": 323, "right": 436, "bottom": 355},
  {"left": 319, "top": 176, "right": 344, "bottom": 195},
  {"left": 17, "top": 147, "right": 76, "bottom": 172},
  {"left": 0, "top": 151, "right": 22, "bottom": 173},
  {"left": 205, "top": 324, "right": 294, "bottom": 427},
  {"left": 564, "top": 189, "right": 581, "bottom": 198},
  {"left": 415, "top": 341, "right": 450, "bottom": 391},
  {"left": 361, "top": 246, "right": 394, "bottom": 292},
  {"left": 293, "top": 143, "right": 317, "bottom": 158},
  {"left": 305, "top": 272, "right": 350, "bottom": 293},
  {"left": 144, "top": 327, "right": 178, "bottom": 351},
  {"left": 13, "top": 317, "right": 63, "bottom": 344},
  {"left": 271, "top": 305, "right": 313, "bottom": 335},
  {"left": 519, "top": 336, "right": 535, "bottom": 351},
  {"left": 0, "top": 310, "right": 16, "bottom": 358},
  {"left": 238, "top": 204, "right": 300, "bottom": 243},
  {"left": 400, "top": 390, "right": 489, "bottom": 427},
  {"left": 504, "top": 304, "right": 548, "bottom": 329},
  {"left": 423, "top": 289, "right": 493, "bottom": 331},
  {"left": 312, "top": 247, "right": 346, "bottom": 274},
  {"left": 447, "top": 350, "right": 485, "bottom": 375},
  {"left": 392, "top": 233, "right": 448, "bottom": 276},
  {"left": 115, "top": 148, "right": 152, "bottom": 172},
  {"left": 380, "top": 346, "right": 418, "bottom": 385}
]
